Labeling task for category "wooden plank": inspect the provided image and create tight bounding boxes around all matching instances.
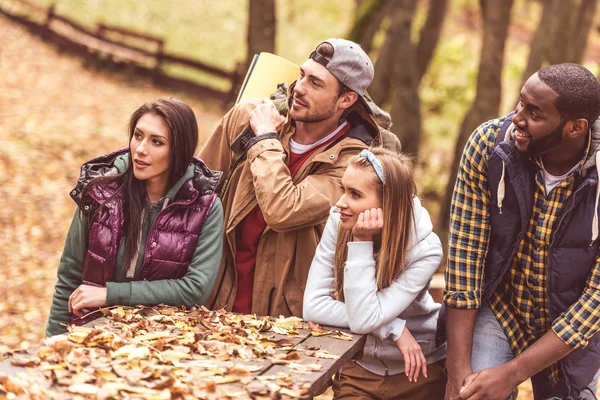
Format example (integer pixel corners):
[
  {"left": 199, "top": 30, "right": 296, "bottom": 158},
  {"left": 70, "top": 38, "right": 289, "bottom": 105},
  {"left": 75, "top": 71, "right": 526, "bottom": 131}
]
[
  {"left": 97, "top": 23, "right": 163, "bottom": 46},
  {"left": 160, "top": 53, "right": 235, "bottom": 79},
  {"left": 263, "top": 329, "right": 366, "bottom": 398},
  {"left": 49, "top": 19, "right": 157, "bottom": 67}
]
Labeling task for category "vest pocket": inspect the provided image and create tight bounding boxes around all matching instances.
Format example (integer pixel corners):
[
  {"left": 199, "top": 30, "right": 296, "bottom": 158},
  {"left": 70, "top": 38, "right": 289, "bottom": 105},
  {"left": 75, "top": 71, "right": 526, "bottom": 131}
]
[{"left": 82, "top": 251, "right": 107, "bottom": 285}]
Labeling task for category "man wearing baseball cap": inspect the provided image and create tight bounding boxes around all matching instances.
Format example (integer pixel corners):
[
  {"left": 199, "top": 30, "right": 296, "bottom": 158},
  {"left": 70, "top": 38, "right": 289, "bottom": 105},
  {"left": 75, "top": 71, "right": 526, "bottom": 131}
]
[{"left": 199, "top": 38, "right": 400, "bottom": 317}]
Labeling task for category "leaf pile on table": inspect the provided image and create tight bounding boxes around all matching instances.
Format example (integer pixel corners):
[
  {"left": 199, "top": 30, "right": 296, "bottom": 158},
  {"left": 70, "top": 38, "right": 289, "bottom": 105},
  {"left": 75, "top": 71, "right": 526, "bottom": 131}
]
[{"left": 0, "top": 305, "right": 355, "bottom": 399}]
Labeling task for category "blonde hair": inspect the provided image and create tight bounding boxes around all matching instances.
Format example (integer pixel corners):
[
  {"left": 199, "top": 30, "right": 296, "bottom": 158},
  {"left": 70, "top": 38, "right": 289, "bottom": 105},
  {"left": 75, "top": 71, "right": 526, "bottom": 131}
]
[{"left": 334, "top": 147, "right": 416, "bottom": 301}]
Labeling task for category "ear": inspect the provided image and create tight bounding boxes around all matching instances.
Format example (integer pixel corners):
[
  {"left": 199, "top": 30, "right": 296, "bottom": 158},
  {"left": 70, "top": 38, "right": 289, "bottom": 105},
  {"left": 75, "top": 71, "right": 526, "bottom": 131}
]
[
  {"left": 338, "top": 91, "right": 359, "bottom": 110},
  {"left": 566, "top": 118, "right": 589, "bottom": 139}
]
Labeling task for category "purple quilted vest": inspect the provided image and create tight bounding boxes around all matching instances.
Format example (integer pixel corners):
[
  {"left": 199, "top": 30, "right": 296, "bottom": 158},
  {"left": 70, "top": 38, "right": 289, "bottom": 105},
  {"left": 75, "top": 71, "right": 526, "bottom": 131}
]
[{"left": 70, "top": 149, "right": 221, "bottom": 316}]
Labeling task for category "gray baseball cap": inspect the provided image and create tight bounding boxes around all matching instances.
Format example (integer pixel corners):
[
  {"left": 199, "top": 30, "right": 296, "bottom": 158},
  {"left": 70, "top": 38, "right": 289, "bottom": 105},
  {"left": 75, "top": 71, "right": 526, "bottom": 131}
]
[{"left": 309, "top": 38, "right": 375, "bottom": 112}]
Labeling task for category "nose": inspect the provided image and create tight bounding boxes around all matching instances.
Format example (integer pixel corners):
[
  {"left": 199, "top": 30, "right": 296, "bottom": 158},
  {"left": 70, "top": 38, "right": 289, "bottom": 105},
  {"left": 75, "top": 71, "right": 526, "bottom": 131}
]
[
  {"left": 294, "top": 77, "right": 307, "bottom": 96},
  {"left": 335, "top": 193, "right": 347, "bottom": 209},
  {"left": 135, "top": 139, "right": 148, "bottom": 156},
  {"left": 513, "top": 103, "right": 526, "bottom": 128}
]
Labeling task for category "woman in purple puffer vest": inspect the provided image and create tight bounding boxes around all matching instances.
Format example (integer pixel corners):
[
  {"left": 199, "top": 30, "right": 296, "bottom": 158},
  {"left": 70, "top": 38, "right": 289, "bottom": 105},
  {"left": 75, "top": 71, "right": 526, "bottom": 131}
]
[{"left": 46, "top": 98, "right": 223, "bottom": 336}]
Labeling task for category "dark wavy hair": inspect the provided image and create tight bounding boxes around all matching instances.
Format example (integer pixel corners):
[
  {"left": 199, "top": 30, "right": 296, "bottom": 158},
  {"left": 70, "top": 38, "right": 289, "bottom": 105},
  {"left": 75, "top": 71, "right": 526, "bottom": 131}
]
[
  {"left": 537, "top": 63, "right": 600, "bottom": 125},
  {"left": 87, "top": 97, "right": 198, "bottom": 271}
]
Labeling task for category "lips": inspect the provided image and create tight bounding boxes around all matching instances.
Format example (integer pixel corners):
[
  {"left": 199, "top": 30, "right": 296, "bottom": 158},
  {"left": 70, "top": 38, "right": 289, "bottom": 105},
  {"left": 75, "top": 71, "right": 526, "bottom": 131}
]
[
  {"left": 134, "top": 159, "right": 150, "bottom": 168},
  {"left": 513, "top": 127, "right": 531, "bottom": 144},
  {"left": 340, "top": 213, "right": 352, "bottom": 221},
  {"left": 292, "top": 97, "right": 308, "bottom": 109}
]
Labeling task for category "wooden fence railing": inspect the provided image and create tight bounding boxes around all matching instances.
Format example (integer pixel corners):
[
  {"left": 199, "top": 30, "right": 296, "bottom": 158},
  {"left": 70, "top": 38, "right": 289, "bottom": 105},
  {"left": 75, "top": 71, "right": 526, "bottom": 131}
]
[{"left": 0, "top": 0, "right": 242, "bottom": 109}]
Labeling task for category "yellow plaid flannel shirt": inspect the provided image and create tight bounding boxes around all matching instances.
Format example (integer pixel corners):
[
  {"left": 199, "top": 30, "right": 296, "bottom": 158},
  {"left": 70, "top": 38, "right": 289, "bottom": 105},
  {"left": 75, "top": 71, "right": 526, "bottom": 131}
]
[{"left": 444, "top": 117, "right": 600, "bottom": 381}]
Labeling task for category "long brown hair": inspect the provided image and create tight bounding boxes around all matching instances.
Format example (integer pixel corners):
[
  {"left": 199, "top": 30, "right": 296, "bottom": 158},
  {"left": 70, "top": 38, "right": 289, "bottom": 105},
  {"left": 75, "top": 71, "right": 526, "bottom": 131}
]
[
  {"left": 86, "top": 97, "right": 199, "bottom": 271},
  {"left": 333, "top": 147, "right": 416, "bottom": 301}
]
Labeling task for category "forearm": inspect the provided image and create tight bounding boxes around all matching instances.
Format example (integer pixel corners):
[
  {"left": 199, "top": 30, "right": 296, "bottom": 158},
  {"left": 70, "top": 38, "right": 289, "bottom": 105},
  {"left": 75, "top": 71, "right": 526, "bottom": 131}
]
[
  {"left": 344, "top": 239, "right": 442, "bottom": 333},
  {"left": 303, "top": 293, "right": 350, "bottom": 328},
  {"left": 506, "top": 330, "right": 573, "bottom": 386},
  {"left": 371, "top": 318, "right": 406, "bottom": 341},
  {"left": 445, "top": 307, "right": 478, "bottom": 377}
]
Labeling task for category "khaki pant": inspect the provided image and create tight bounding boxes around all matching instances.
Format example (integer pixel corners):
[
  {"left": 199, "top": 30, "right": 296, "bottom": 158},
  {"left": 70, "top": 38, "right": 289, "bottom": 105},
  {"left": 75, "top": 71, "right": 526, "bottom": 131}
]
[{"left": 332, "top": 360, "right": 447, "bottom": 399}]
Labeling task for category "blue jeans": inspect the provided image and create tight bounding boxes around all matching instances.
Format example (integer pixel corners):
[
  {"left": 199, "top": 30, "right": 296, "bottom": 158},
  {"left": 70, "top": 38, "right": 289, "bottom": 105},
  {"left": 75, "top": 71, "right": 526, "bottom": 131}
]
[{"left": 471, "top": 304, "right": 599, "bottom": 400}]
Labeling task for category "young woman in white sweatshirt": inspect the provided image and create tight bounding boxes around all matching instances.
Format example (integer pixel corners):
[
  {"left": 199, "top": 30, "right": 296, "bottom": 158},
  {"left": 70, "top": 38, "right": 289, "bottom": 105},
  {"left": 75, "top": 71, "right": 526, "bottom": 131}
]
[{"left": 303, "top": 148, "right": 446, "bottom": 399}]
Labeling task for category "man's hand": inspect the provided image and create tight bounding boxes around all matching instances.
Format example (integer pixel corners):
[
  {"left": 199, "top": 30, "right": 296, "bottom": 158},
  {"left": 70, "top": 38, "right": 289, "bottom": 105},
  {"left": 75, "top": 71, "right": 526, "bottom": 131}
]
[
  {"left": 250, "top": 98, "right": 285, "bottom": 135},
  {"left": 352, "top": 208, "right": 383, "bottom": 242},
  {"left": 68, "top": 284, "right": 107, "bottom": 316},
  {"left": 395, "top": 326, "right": 427, "bottom": 382},
  {"left": 452, "top": 364, "right": 518, "bottom": 400}
]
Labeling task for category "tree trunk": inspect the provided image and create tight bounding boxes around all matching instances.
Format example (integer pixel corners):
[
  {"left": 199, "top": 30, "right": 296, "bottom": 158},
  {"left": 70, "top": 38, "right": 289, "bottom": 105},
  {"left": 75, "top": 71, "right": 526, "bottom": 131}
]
[
  {"left": 547, "top": 0, "right": 576, "bottom": 65},
  {"left": 519, "top": 0, "right": 560, "bottom": 90},
  {"left": 569, "top": 0, "right": 597, "bottom": 63},
  {"left": 437, "top": 0, "right": 514, "bottom": 238},
  {"left": 348, "top": 0, "right": 390, "bottom": 54},
  {"left": 387, "top": 0, "right": 421, "bottom": 157},
  {"left": 416, "top": 0, "right": 449, "bottom": 81},
  {"left": 368, "top": 16, "right": 398, "bottom": 106},
  {"left": 354, "top": 0, "right": 368, "bottom": 19},
  {"left": 245, "top": 0, "right": 276, "bottom": 72}
]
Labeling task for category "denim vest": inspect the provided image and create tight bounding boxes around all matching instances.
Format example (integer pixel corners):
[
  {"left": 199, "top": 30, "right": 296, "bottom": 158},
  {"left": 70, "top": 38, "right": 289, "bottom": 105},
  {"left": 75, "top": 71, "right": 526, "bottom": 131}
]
[{"left": 485, "top": 115, "right": 600, "bottom": 398}]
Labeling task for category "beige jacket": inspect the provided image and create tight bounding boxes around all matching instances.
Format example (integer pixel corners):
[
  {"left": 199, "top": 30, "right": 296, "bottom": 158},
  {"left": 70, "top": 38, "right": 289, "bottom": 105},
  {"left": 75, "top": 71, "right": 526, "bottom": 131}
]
[{"left": 200, "top": 89, "right": 399, "bottom": 317}]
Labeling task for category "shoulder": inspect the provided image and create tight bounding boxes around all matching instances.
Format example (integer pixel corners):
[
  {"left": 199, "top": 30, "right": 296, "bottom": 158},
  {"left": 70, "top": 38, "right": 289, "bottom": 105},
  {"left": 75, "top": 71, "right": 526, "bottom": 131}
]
[
  {"left": 410, "top": 197, "right": 436, "bottom": 246},
  {"left": 461, "top": 115, "right": 511, "bottom": 171},
  {"left": 71, "top": 149, "right": 128, "bottom": 208},
  {"left": 469, "top": 116, "right": 510, "bottom": 151}
]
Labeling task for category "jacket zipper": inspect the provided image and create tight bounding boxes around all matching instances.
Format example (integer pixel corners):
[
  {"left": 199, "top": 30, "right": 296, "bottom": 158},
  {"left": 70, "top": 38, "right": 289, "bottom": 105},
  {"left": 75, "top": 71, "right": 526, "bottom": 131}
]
[
  {"left": 546, "top": 180, "right": 590, "bottom": 397},
  {"left": 372, "top": 338, "right": 389, "bottom": 376}
]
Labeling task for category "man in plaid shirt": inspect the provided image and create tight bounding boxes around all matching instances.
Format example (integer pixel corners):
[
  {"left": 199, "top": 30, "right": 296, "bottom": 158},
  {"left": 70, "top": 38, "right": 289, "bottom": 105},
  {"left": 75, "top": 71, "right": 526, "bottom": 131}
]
[{"left": 444, "top": 63, "right": 600, "bottom": 400}]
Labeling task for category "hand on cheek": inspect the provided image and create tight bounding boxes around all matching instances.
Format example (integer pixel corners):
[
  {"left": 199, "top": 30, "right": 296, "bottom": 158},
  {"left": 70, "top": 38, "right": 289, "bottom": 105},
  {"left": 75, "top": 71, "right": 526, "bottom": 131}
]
[
  {"left": 352, "top": 208, "right": 383, "bottom": 241},
  {"left": 68, "top": 284, "right": 108, "bottom": 317}
]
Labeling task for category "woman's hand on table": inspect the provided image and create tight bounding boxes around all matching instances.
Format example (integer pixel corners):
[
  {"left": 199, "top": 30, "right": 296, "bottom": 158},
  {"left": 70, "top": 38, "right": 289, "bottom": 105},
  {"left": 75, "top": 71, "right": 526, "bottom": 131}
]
[{"left": 68, "top": 284, "right": 107, "bottom": 316}]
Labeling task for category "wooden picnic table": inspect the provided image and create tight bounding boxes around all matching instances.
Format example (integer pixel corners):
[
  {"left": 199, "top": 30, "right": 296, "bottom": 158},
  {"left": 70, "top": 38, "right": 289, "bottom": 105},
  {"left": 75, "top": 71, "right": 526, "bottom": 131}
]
[{"left": 0, "top": 307, "right": 366, "bottom": 399}]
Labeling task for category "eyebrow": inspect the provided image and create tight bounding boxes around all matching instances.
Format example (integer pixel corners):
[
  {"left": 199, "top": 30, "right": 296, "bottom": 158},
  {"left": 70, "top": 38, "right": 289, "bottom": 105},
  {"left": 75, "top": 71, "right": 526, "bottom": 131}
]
[
  {"left": 342, "top": 184, "right": 363, "bottom": 195},
  {"left": 300, "top": 67, "right": 326, "bottom": 85},
  {"left": 135, "top": 127, "right": 168, "bottom": 141},
  {"left": 519, "top": 95, "right": 544, "bottom": 114}
]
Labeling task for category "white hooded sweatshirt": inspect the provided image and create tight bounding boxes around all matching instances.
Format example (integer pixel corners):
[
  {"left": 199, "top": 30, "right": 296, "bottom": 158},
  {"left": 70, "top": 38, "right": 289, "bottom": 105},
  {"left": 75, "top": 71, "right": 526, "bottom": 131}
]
[{"left": 303, "top": 198, "right": 446, "bottom": 376}]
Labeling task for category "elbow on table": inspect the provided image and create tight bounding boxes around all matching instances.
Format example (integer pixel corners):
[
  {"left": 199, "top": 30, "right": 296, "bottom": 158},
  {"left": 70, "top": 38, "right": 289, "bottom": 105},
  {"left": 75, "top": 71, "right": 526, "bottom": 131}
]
[
  {"left": 348, "top": 317, "right": 378, "bottom": 335},
  {"left": 303, "top": 299, "right": 329, "bottom": 325},
  {"left": 302, "top": 301, "right": 318, "bottom": 323}
]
